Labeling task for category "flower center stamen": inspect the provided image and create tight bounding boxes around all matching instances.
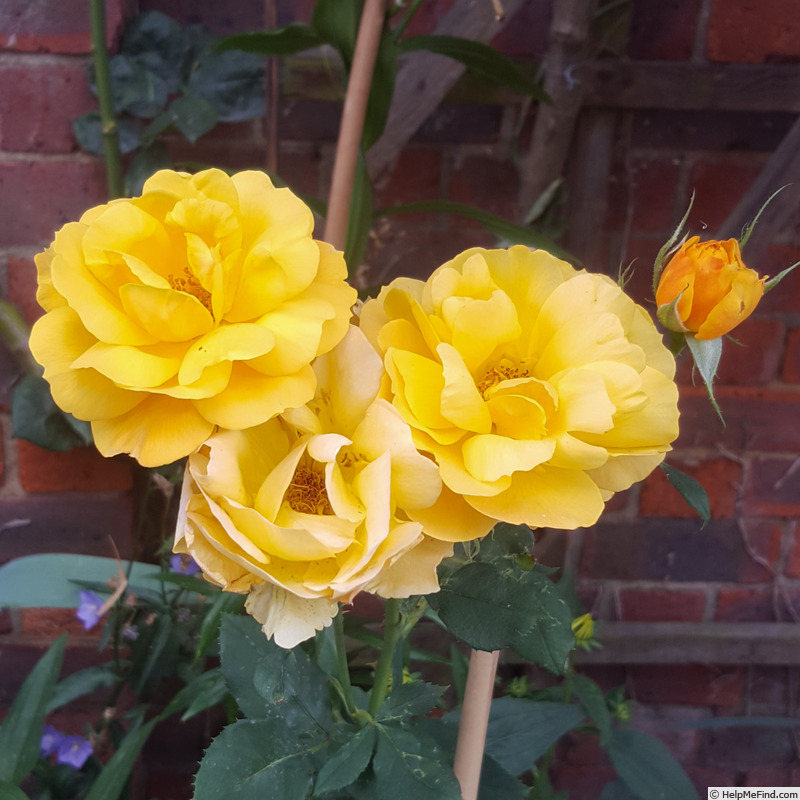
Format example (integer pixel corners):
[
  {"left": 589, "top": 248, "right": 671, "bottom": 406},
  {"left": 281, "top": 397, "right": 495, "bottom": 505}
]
[
  {"left": 477, "top": 363, "right": 529, "bottom": 398},
  {"left": 285, "top": 465, "right": 333, "bottom": 515},
  {"left": 169, "top": 267, "right": 213, "bottom": 315}
]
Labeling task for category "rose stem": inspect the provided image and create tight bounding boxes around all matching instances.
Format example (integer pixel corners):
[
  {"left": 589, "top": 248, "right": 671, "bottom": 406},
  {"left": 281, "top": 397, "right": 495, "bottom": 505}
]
[
  {"left": 368, "top": 598, "right": 401, "bottom": 716},
  {"left": 89, "top": 0, "right": 123, "bottom": 199},
  {"left": 333, "top": 604, "right": 357, "bottom": 717},
  {"left": 324, "top": 0, "right": 386, "bottom": 251},
  {"left": 453, "top": 648, "right": 500, "bottom": 800}
]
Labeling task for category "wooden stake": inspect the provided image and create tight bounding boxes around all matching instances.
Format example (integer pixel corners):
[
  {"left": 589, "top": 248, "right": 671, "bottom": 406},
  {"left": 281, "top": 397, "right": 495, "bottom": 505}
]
[
  {"left": 453, "top": 649, "right": 500, "bottom": 800},
  {"left": 324, "top": 0, "right": 386, "bottom": 250}
]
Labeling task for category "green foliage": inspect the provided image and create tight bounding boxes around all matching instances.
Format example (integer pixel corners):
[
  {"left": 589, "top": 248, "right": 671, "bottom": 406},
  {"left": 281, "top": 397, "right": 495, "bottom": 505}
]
[
  {"left": 607, "top": 729, "right": 700, "bottom": 800},
  {"left": 11, "top": 374, "right": 93, "bottom": 452},
  {"left": 398, "top": 35, "right": 546, "bottom": 102},
  {"left": 659, "top": 464, "right": 711, "bottom": 526},
  {"left": 344, "top": 155, "right": 374, "bottom": 275},
  {"left": 430, "top": 527, "right": 576, "bottom": 674},
  {"left": 0, "top": 635, "right": 65, "bottom": 785},
  {"left": 685, "top": 333, "right": 724, "bottom": 423},
  {"left": 73, "top": 10, "right": 265, "bottom": 189}
]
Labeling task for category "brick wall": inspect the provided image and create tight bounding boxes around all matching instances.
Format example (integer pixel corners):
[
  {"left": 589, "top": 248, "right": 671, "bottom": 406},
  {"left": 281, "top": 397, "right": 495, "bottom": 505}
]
[{"left": 1, "top": 0, "right": 800, "bottom": 796}]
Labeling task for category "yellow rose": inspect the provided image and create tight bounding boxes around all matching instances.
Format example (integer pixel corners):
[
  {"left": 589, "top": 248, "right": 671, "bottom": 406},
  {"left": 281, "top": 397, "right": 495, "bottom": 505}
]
[
  {"left": 174, "top": 326, "right": 451, "bottom": 647},
  {"left": 29, "top": 169, "right": 357, "bottom": 466},
  {"left": 655, "top": 236, "right": 765, "bottom": 340},
  {"left": 359, "top": 246, "right": 680, "bottom": 535}
]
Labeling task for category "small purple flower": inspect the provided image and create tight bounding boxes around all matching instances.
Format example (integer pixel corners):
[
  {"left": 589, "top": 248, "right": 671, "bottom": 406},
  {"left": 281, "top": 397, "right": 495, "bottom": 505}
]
[
  {"left": 76, "top": 590, "right": 104, "bottom": 630},
  {"left": 55, "top": 735, "right": 93, "bottom": 769},
  {"left": 121, "top": 623, "right": 139, "bottom": 641},
  {"left": 40, "top": 725, "right": 64, "bottom": 756},
  {"left": 170, "top": 554, "right": 201, "bottom": 576}
]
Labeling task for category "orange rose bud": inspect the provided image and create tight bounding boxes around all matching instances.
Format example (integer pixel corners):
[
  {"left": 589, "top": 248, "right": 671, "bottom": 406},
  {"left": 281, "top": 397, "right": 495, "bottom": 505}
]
[{"left": 655, "top": 236, "right": 765, "bottom": 340}]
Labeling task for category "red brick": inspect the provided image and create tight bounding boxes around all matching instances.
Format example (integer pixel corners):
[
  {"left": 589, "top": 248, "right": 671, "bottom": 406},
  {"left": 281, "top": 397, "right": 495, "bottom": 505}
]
[
  {"left": 707, "top": 0, "right": 800, "bottom": 63},
  {"left": 375, "top": 147, "right": 442, "bottom": 225},
  {"left": 447, "top": 154, "right": 520, "bottom": 226},
  {"left": 0, "top": 0, "right": 125, "bottom": 54},
  {"left": 783, "top": 523, "right": 800, "bottom": 578},
  {"left": 607, "top": 159, "right": 679, "bottom": 235},
  {"left": 20, "top": 607, "right": 100, "bottom": 640},
  {"left": 630, "top": 705, "right": 708, "bottom": 763},
  {"left": 616, "top": 235, "right": 668, "bottom": 308},
  {"left": 630, "top": 664, "right": 746, "bottom": 707},
  {"left": 641, "top": 457, "right": 741, "bottom": 520},
  {"left": 742, "top": 457, "right": 800, "bottom": 517},
  {"left": 687, "top": 159, "right": 766, "bottom": 231},
  {"left": 712, "top": 318, "right": 784, "bottom": 386},
  {"left": 0, "top": 494, "right": 132, "bottom": 563},
  {"left": 0, "top": 160, "right": 106, "bottom": 247},
  {"left": 628, "top": 0, "right": 701, "bottom": 60},
  {"left": 676, "top": 386, "right": 800, "bottom": 453},
  {"left": 139, "top": 0, "right": 265, "bottom": 36},
  {"left": 714, "top": 587, "right": 800, "bottom": 621},
  {"left": 0, "top": 608, "right": 12, "bottom": 635},
  {"left": 749, "top": 666, "right": 790, "bottom": 712},
  {"left": 551, "top": 766, "right": 618, "bottom": 798},
  {"left": 618, "top": 588, "right": 707, "bottom": 622},
  {"left": 781, "top": 326, "right": 800, "bottom": 384},
  {"left": 737, "top": 520, "right": 783, "bottom": 583},
  {"left": 757, "top": 244, "right": 800, "bottom": 314},
  {"left": 7, "top": 256, "right": 42, "bottom": 325},
  {"left": 745, "top": 769, "right": 793, "bottom": 787},
  {"left": 704, "top": 725, "right": 796, "bottom": 767},
  {"left": 686, "top": 767, "right": 739, "bottom": 792},
  {"left": 0, "top": 62, "right": 96, "bottom": 153},
  {"left": 17, "top": 441, "right": 133, "bottom": 493},
  {"left": 394, "top": 0, "right": 454, "bottom": 38},
  {"left": 489, "top": 1, "right": 551, "bottom": 59}
]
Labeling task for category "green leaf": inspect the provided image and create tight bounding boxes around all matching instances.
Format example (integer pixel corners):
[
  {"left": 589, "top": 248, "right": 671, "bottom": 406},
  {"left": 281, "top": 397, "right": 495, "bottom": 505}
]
[
  {"left": 124, "top": 141, "right": 172, "bottom": 196},
  {"left": 120, "top": 11, "right": 192, "bottom": 94},
  {"left": 361, "top": 23, "right": 397, "bottom": 149},
  {"left": 376, "top": 681, "right": 445, "bottom": 723},
  {"left": 374, "top": 201, "right": 574, "bottom": 262},
  {"left": 765, "top": 259, "right": 800, "bottom": 293},
  {"left": 72, "top": 112, "right": 142, "bottom": 155},
  {"left": 47, "top": 665, "right": 120, "bottom": 713},
  {"left": 311, "top": 0, "right": 362, "bottom": 66},
  {"left": 106, "top": 54, "right": 169, "bottom": 117},
  {"left": 571, "top": 674, "right": 612, "bottom": 745},
  {"left": 344, "top": 153, "right": 373, "bottom": 276},
  {"left": 685, "top": 333, "right": 724, "bottom": 423},
  {"left": 659, "top": 464, "right": 711, "bottom": 526},
  {"left": 476, "top": 522, "right": 534, "bottom": 564},
  {"left": 398, "top": 35, "right": 546, "bottom": 101},
  {"left": 217, "top": 25, "right": 325, "bottom": 56},
  {"left": 433, "top": 561, "right": 575, "bottom": 674},
  {"left": 483, "top": 697, "right": 585, "bottom": 775},
  {"left": 189, "top": 50, "right": 265, "bottom": 122},
  {"left": 599, "top": 781, "right": 640, "bottom": 800},
  {"left": 607, "top": 729, "right": 700, "bottom": 800},
  {"left": 194, "top": 718, "right": 319, "bottom": 800},
  {"left": 0, "top": 784, "right": 30, "bottom": 800},
  {"left": 180, "top": 669, "right": 230, "bottom": 722},
  {"left": 369, "top": 724, "right": 462, "bottom": 800},
  {"left": 145, "top": 94, "right": 218, "bottom": 144},
  {"left": 0, "top": 555, "right": 164, "bottom": 609},
  {"left": 414, "top": 718, "right": 527, "bottom": 800},
  {"left": 11, "top": 374, "right": 93, "bottom": 452},
  {"left": 0, "top": 635, "right": 65, "bottom": 784},
  {"left": 314, "top": 724, "right": 376, "bottom": 796},
  {"left": 131, "top": 613, "right": 174, "bottom": 695},
  {"left": 193, "top": 590, "right": 246, "bottom": 665},
  {"left": 653, "top": 192, "right": 693, "bottom": 294},
  {"left": 85, "top": 717, "right": 159, "bottom": 800},
  {"left": 219, "top": 615, "right": 332, "bottom": 734}
]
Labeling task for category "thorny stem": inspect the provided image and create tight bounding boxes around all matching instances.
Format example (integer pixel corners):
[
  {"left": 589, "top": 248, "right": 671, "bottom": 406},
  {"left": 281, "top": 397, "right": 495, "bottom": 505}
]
[
  {"left": 89, "top": 0, "right": 124, "bottom": 198},
  {"left": 368, "top": 598, "right": 401, "bottom": 716},
  {"left": 333, "top": 605, "right": 357, "bottom": 717}
]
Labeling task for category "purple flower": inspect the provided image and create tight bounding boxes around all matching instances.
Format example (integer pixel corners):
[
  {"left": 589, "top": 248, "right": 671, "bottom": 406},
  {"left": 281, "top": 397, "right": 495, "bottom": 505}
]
[
  {"left": 170, "top": 554, "right": 201, "bottom": 576},
  {"left": 76, "top": 590, "right": 104, "bottom": 630},
  {"left": 55, "top": 735, "right": 93, "bottom": 769},
  {"left": 40, "top": 724, "right": 64, "bottom": 756}
]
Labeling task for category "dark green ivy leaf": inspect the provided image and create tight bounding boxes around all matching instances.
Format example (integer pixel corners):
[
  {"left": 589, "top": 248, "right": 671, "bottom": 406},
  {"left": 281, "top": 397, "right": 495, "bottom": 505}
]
[
  {"left": 11, "top": 374, "right": 93, "bottom": 452},
  {"left": 72, "top": 112, "right": 142, "bottom": 155},
  {"left": 189, "top": 50, "right": 265, "bottom": 122}
]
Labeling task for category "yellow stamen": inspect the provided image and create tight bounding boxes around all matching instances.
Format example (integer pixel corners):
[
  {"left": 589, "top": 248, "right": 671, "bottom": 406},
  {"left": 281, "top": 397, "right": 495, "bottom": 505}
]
[
  {"left": 285, "top": 465, "right": 333, "bottom": 515},
  {"left": 168, "top": 267, "right": 213, "bottom": 315}
]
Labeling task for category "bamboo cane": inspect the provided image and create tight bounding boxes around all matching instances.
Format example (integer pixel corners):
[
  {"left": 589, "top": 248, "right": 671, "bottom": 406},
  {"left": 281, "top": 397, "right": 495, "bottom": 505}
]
[
  {"left": 324, "top": 0, "right": 386, "bottom": 249},
  {"left": 453, "top": 648, "right": 500, "bottom": 800}
]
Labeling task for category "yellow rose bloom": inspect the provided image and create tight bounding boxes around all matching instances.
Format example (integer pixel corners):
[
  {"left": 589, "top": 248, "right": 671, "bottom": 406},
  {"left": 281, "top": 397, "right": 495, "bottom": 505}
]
[
  {"left": 29, "top": 169, "right": 357, "bottom": 466},
  {"left": 655, "top": 236, "right": 765, "bottom": 340},
  {"left": 359, "top": 246, "right": 680, "bottom": 536},
  {"left": 174, "top": 326, "right": 451, "bottom": 647}
]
